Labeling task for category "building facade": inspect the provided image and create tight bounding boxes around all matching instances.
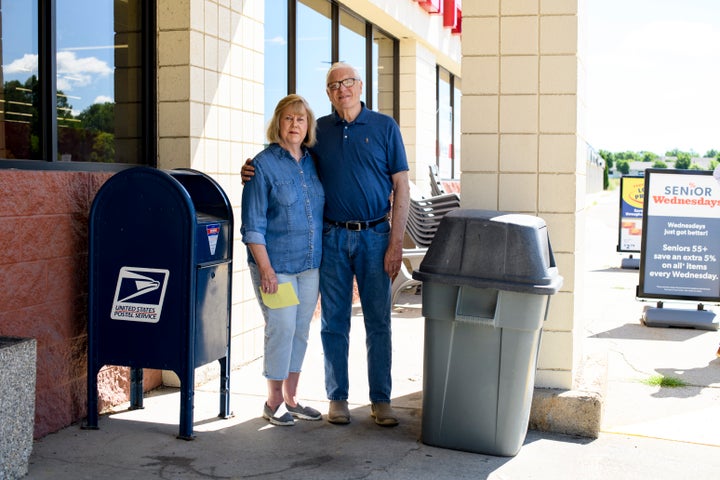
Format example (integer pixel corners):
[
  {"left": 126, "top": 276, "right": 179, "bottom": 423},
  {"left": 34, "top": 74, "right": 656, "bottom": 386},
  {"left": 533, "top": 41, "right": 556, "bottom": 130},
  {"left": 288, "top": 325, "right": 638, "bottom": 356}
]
[{"left": 0, "top": 0, "right": 592, "bottom": 438}]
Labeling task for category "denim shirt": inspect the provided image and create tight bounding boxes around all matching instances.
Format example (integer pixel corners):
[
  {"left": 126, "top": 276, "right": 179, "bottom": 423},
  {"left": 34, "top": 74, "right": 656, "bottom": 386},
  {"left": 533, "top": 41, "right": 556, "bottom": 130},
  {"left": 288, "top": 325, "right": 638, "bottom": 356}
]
[{"left": 241, "top": 143, "right": 324, "bottom": 274}]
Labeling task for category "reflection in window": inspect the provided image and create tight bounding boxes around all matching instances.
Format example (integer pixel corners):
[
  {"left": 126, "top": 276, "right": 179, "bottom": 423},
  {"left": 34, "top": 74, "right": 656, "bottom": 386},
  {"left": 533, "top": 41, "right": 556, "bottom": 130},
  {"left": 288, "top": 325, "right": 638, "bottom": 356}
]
[
  {"left": 264, "top": 0, "right": 288, "bottom": 133},
  {"left": 437, "top": 67, "right": 461, "bottom": 180},
  {"left": 339, "top": 9, "right": 365, "bottom": 92},
  {"left": 55, "top": 0, "right": 143, "bottom": 163},
  {"left": 453, "top": 77, "right": 461, "bottom": 179},
  {"left": 437, "top": 67, "right": 452, "bottom": 179},
  {"left": 0, "top": 0, "right": 40, "bottom": 160},
  {"left": 266, "top": 1, "right": 399, "bottom": 124},
  {"left": 297, "top": 0, "right": 331, "bottom": 117},
  {"left": 372, "top": 27, "right": 394, "bottom": 117}
]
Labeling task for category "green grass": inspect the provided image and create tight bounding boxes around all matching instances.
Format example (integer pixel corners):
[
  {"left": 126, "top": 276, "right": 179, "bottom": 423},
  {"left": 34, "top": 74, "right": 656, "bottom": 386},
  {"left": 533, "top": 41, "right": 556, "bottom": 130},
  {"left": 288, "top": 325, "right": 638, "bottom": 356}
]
[{"left": 641, "top": 375, "right": 687, "bottom": 388}]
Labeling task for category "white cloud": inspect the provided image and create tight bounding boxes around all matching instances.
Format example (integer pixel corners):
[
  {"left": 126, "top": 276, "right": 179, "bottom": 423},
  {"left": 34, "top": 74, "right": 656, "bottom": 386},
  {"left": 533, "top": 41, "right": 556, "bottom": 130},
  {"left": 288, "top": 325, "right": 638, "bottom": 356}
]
[
  {"left": 56, "top": 51, "right": 112, "bottom": 91},
  {"left": 4, "top": 50, "right": 112, "bottom": 94},
  {"left": 266, "top": 36, "right": 287, "bottom": 46},
  {"left": 94, "top": 95, "right": 113, "bottom": 104},
  {"left": 4, "top": 53, "right": 38, "bottom": 75}
]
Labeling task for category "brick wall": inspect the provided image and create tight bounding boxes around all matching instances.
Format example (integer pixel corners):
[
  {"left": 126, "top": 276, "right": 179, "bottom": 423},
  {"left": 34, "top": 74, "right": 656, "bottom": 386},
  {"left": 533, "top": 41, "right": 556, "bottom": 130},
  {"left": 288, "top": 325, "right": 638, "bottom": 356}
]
[{"left": 0, "top": 169, "right": 161, "bottom": 438}]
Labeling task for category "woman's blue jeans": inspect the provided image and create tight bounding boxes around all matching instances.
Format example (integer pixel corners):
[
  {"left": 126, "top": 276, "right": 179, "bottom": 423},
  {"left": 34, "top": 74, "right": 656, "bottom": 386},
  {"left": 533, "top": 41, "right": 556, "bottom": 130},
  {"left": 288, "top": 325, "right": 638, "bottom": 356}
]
[
  {"left": 320, "top": 220, "right": 393, "bottom": 403},
  {"left": 249, "top": 263, "right": 319, "bottom": 380}
]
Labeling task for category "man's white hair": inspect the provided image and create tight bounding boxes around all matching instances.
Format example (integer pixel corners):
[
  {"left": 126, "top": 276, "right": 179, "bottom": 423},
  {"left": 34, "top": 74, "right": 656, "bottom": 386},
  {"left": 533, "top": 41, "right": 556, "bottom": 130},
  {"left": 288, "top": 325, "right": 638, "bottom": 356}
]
[{"left": 326, "top": 62, "right": 362, "bottom": 84}]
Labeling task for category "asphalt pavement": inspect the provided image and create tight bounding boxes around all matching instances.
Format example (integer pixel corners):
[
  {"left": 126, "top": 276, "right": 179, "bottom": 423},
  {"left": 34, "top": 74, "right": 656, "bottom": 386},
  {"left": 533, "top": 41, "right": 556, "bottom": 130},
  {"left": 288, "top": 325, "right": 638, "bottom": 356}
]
[{"left": 25, "top": 189, "right": 720, "bottom": 480}]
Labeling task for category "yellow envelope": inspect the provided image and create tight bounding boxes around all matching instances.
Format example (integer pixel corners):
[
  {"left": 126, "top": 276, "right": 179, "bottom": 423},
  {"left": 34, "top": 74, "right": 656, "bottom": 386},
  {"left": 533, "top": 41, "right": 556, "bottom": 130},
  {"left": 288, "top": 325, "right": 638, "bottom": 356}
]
[{"left": 260, "top": 282, "right": 300, "bottom": 309}]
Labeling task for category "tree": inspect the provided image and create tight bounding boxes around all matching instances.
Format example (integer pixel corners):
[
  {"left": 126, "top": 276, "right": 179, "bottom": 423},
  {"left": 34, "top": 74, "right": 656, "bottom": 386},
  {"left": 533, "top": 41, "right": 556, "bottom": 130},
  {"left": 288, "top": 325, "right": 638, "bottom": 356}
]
[
  {"left": 598, "top": 149, "right": 614, "bottom": 170},
  {"left": 615, "top": 150, "right": 641, "bottom": 162},
  {"left": 641, "top": 151, "right": 657, "bottom": 163},
  {"left": 674, "top": 152, "right": 691, "bottom": 169},
  {"left": 89, "top": 131, "right": 115, "bottom": 162},
  {"left": 603, "top": 163, "right": 609, "bottom": 190},
  {"left": 705, "top": 149, "right": 718, "bottom": 158},
  {"left": 652, "top": 160, "right": 667, "bottom": 168},
  {"left": 616, "top": 159, "right": 630, "bottom": 174},
  {"left": 78, "top": 102, "right": 115, "bottom": 133}
]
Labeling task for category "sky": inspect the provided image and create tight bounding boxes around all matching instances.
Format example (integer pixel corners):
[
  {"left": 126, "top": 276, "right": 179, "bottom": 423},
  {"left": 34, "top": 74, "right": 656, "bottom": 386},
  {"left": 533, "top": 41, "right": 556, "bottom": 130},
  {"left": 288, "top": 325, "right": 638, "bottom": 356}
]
[{"left": 584, "top": 0, "right": 720, "bottom": 156}]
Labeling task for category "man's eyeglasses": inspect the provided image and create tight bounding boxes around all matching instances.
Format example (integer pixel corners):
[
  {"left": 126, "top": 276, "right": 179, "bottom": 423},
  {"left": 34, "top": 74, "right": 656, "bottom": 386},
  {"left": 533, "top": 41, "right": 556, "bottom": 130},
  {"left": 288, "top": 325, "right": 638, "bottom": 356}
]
[{"left": 327, "top": 77, "right": 360, "bottom": 90}]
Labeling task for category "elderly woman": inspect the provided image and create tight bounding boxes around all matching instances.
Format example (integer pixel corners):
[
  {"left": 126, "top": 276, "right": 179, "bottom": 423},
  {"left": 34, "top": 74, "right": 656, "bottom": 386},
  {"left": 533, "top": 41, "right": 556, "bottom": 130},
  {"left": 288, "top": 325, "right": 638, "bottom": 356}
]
[{"left": 241, "top": 94, "right": 324, "bottom": 426}]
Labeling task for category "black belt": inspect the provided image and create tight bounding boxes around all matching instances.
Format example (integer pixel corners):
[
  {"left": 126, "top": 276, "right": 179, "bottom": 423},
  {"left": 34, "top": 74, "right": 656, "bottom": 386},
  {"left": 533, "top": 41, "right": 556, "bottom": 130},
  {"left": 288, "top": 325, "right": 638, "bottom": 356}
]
[{"left": 324, "top": 215, "right": 388, "bottom": 231}]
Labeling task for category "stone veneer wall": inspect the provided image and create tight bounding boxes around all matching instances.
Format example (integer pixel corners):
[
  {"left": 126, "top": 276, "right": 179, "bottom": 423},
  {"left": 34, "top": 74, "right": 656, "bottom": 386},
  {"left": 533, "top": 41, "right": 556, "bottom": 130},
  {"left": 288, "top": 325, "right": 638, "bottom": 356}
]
[
  {"left": 0, "top": 170, "right": 161, "bottom": 438},
  {"left": 0, "top": 337, "right": 36, "bottom": 479}
]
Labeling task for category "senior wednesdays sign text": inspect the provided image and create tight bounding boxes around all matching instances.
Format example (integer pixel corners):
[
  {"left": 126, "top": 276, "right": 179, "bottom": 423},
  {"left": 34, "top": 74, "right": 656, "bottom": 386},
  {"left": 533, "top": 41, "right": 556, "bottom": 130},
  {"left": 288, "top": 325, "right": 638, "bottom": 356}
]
[{"left": 638, "top": 169, "right": 720, "bottom": 302}]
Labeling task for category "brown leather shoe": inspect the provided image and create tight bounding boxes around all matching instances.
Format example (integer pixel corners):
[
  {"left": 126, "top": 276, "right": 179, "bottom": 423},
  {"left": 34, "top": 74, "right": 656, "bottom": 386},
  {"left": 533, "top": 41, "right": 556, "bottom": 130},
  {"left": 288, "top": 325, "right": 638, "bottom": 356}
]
[
  {"left": 328, "top": 400, "right": 351, "bottom": 424},
  {"left": 371, "top": 402, "right": 399, "bottom": 426}
]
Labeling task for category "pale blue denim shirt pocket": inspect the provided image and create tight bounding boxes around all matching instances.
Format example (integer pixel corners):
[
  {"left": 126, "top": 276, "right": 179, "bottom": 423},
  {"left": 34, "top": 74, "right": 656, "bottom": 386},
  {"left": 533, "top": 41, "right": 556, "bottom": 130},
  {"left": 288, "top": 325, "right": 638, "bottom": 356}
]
[{"left": 272, "top": 180, "right": 298, "bottom": 207}]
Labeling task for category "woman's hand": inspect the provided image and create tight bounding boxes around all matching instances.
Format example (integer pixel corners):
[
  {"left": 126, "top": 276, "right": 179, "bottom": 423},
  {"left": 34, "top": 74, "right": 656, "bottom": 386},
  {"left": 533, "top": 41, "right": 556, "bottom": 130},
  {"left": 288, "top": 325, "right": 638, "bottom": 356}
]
[{"left": 259, "top": 266, "right": 278, "bottom": 294}]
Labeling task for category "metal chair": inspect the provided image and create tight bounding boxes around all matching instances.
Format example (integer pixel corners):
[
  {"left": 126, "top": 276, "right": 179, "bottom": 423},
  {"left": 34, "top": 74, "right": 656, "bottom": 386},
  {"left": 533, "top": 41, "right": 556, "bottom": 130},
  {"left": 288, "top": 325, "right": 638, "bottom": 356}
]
[
  {"left": 429, "top": 164, "right": 446, "bottom": 196},
  {"left": 392, "top": 185, "right": 461, "bottom": 306},
  {"left": 391, "top": 247, "right": 427, "bottom": 306}
]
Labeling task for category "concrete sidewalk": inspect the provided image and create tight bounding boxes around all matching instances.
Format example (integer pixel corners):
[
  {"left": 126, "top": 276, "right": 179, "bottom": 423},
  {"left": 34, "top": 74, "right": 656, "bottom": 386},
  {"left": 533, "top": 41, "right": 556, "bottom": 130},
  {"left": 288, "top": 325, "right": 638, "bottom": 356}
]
[{"left": 26, "top": 190, "right": 720, "bottom": 479}]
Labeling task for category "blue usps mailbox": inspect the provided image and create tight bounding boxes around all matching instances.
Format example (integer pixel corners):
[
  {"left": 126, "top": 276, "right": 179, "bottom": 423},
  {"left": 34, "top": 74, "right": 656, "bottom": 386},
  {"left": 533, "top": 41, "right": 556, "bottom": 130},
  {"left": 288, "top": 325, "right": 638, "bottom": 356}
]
[{"left": 86, "top": 167, "right": 233, "bottom": 439}]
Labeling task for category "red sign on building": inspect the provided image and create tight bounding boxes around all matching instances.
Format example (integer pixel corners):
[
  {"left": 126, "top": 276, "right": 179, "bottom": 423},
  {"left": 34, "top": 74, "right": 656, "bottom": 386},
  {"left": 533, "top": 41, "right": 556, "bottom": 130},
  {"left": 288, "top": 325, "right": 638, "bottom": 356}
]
[
  {"left": 414, "top": 0, "right": 461, "bottom": 34},
  {"left": 417, "top": 0, "right": 442, "bottom": 14}
]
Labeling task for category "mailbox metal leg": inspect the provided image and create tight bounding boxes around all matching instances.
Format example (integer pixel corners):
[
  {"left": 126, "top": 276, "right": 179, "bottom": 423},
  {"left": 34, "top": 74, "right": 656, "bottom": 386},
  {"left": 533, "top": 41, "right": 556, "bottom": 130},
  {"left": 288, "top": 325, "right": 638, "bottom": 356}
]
[
  {"left": 129, "top": 367, "right": 144, "bottom": 410},
  {"left": 84, "top": 365, "right": 100, "bottom": 430},
  {"left": 218, "top": 356, "right": 232, "bottom": 419},
  {"left": 178, "top": 370, "right": 195, "bottom": 440}
]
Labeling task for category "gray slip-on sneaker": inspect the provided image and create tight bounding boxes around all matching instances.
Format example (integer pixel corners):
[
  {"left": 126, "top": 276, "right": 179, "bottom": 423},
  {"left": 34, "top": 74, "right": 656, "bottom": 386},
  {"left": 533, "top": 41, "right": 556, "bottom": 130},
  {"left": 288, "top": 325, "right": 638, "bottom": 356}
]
[{"left": 263, "top": 402, "right": 295, "bottom": 426}]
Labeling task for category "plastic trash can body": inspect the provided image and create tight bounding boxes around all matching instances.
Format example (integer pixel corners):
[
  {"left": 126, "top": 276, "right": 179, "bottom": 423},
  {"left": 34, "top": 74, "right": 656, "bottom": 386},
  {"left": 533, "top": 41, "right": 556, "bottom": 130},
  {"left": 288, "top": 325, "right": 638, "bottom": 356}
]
[{"left": 413, "top": 209, "right": 562, "bottom": 456}]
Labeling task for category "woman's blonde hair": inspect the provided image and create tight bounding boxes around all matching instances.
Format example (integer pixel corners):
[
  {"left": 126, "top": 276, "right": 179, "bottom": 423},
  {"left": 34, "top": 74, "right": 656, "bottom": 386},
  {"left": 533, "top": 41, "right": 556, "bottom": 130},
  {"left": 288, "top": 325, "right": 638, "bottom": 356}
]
[{"left": 266, "top": 94, "right": 317, "bottom": 147}]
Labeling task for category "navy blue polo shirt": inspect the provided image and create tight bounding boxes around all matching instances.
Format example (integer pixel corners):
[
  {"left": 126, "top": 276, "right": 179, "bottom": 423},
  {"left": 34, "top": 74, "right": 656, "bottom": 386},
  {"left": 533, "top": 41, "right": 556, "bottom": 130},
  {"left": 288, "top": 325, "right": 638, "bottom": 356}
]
[{"left": 312, "top": 103, "right": 409, "bottom": 223}]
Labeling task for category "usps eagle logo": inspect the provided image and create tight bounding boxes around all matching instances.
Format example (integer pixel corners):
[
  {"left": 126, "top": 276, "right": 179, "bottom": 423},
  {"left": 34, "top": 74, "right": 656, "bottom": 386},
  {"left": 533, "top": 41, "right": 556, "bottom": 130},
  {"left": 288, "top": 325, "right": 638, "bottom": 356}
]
[{"left": 110, "top": 267, "right": 170, "bottom": 323}]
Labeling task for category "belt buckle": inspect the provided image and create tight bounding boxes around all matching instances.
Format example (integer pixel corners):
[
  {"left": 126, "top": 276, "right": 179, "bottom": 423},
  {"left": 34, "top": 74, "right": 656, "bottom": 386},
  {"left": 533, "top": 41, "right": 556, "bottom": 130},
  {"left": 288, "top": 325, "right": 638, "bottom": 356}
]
[{"left": 347, "top": 221, "right": 362, "bottom": 231}]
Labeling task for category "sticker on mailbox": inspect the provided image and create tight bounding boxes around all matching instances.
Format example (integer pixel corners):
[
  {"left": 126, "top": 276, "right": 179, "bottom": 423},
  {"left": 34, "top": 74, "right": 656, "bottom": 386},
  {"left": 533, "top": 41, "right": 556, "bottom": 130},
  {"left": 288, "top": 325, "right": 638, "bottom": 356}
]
[
  {"left": 206, "top": 223, "right": 220, "bottom": 255},
  {"left": 111, "top": 267, "right": 170, "bottom": 323}
]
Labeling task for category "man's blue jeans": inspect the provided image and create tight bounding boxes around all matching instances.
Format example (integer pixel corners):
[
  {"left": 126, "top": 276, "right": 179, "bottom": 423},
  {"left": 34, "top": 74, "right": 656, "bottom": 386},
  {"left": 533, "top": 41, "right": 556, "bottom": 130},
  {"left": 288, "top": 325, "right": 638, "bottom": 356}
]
[{"left": 320, "top": 220, "right": 393, "bottom": 403}]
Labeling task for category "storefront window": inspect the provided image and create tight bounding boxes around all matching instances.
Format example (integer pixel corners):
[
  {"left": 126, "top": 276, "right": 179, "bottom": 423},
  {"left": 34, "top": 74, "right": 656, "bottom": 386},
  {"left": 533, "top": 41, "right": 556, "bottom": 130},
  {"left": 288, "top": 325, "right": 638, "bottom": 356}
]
[
  {"left": 453, "top": 76, "right": 461, "bottom": 179},
  {"left": 339, "top": 9, "right": 365, "bottom": 89},
  {"left": 0, "top": 0, "right": 153, "bottom": 167},
  {"left": 297, "top": 0, "right": 331, "bottom": 116},
  {"left": 56, "top": 0, "right": 143, "bottom": 164},
  {"left": 437, "top": 66, "right": 461, "bottom": 180},
  {"left": 372, "top": 27, "right": 394, "bottom": 117},
  {"left": 263, "top": 0, "right": 287, "bottom": 132},
  {"left": 0, "top": 0, "right": 40, "bottom": 160},
  {"left": 437, "top": 67, "right": 452, "bottom": 179},
  {"left": 266, "top": 1, "right": 398, "bottom": 123}
]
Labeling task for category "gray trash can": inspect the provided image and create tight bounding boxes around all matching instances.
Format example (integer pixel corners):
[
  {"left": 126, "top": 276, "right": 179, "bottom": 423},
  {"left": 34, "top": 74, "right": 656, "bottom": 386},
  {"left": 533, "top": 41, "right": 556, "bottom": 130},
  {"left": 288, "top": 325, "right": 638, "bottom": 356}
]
[{"left": 412, "top": 209, "right": 563, "bottom": 456}]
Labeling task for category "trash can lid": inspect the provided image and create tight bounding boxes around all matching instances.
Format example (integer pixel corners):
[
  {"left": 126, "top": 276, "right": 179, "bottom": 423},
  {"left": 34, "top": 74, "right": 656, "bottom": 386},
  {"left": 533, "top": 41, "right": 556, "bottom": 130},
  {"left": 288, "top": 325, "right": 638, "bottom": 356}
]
[{"left": 412, "top": 209, "right": 563, "bottom": 294}]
